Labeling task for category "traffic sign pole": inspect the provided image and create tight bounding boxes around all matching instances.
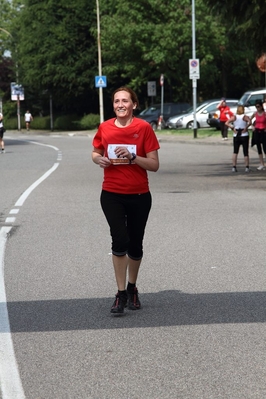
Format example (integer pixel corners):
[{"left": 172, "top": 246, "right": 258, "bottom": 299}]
[
  {"left": 191, "top": 0, "right": 197, "bottom": 138},
  {"left": 159, "top": 74, "right": 164, "bottom": 130}
]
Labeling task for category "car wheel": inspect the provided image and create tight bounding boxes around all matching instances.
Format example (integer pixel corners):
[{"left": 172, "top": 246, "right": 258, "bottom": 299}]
[
  {"left": 186, "top": 121, "right": 199, "bottom": 129},
  {"left": 150, "top": 122, "right": 157, "bottom": 130}
]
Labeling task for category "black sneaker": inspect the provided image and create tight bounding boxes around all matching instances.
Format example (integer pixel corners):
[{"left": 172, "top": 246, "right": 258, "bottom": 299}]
[
  {"left": 127, "top": 287, "right": 141, "bottom": 310},
  {"left": 110, "top": 292, "right": 127, "bottom": 314}
]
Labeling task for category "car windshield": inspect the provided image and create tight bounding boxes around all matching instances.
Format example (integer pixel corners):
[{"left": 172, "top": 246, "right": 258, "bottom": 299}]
[
  {"left": 238, "top": 94, "right": 250, "bottom": 105},
  {"left": 139, "top": 107, "right": 158, "bottom": 116},
  {"left": 184, "top": 102, "right": 210, "bottom": 114}
]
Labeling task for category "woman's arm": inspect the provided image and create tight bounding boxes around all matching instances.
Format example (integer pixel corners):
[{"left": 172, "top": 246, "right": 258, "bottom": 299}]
[
  {"left": 113, "top": 146, "right": 159, "bottom": 172},
  {"left": 92, "top": 148, "right": 111, "bottom": 168},
  {"left": 225, "top": 115, "right": 236, "bottom": 129},
  {"left": 133, "top": 150, "right": 159, "bottom": 172}
]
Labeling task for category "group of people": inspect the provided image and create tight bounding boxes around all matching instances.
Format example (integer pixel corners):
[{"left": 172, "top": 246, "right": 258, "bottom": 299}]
[{"left": 217, "top": 98, "right": 266, "bottom": 172}]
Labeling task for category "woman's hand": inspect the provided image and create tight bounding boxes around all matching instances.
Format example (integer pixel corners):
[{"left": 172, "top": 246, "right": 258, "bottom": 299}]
[
  {"left": 114, "top": 146, "right": 131, "bottom": 160},
  {"left": 98, "top": 156, "right": 111, "bottom": 168}
]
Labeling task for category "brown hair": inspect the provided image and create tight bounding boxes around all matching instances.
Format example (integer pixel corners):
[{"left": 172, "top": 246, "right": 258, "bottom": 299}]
[
  {"left": 236, "top": 105, "right": 245, "bottom": 115},
  {"left": 112, "top": 87, "right": 139, "bottom": 108}
]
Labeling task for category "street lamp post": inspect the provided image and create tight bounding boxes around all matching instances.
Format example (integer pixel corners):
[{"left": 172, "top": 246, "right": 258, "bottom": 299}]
[
  {"left": 0, "top": 27, "right": 21, "bottom": 130},
  {"left": 96, "top": 0, "right": 104, "bottom": 123},
  {"left": 191, "top": 0, "right": 197, "bottom": 139}
]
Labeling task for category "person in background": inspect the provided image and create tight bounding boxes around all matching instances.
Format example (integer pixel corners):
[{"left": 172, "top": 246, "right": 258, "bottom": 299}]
[
  {"left": 0, "top": 112, "right": 5, "bottom": 153},
  {"left": 263, "top": 96, "right": 266, "bottom": 111},
  {"left": 250, "top": 100, "right": 266, "bottom": 170},
  {"left": 217, "top": 98, "right": 234, "bottom": 141},
  {"left": 226, "top": 105, "right": 251, "bottom": 172},
  {"left": 92, "top": 87, "right": 160, "bottom": 314},
  {"left": 24, "top": 110, "right": 33, "bottom": 131}
]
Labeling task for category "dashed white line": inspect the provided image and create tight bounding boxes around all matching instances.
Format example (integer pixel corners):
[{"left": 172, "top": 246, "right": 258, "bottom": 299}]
[
  {"left": 9, "top": 209, "right": 19, "bottom": 215},
  {"left": 5, "top": 217, "right": 16, "bottom": 223}
]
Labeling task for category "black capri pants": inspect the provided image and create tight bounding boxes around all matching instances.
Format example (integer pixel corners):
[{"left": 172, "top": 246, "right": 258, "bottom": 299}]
[
  {"left": 253, "top": 129, "right": 266, "bottom": 155},
  {"left": 100, "top": 190, "right": 152, "bottom": 260},
  {"left": 233, "top": 132, "right": 249, "bottom": 156}
]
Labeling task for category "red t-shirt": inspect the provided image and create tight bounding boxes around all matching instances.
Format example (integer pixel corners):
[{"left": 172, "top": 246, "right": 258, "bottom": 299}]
[
  {"left": 93, "top": 117, "right": 160, "bottom": 194},
  {"left": 218, "top": 105, "right": 233, "bottom": 122}
]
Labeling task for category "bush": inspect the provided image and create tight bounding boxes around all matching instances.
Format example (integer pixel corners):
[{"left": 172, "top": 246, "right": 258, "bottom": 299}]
[
  {"left": 3, "top": 117, "right": 18, "bottom": 130},
  {"left": 4, "top": 116, "right": 51, "bottom": 130},
  {"left": 30, "top": 116, "right": 51, "bottom": 130},
  {"left": 54, "top": 114, "right": 80, "bottom": 131},
  {"left": 79, "top": 114, "right": 100, "bottom": 130}
]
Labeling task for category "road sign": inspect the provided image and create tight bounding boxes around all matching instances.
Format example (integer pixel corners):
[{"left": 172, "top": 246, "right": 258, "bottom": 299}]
[
  {"left": 11, "top": 82, "right": 25, "bottom": 101},
  {"left": 189, "top": 59, "right": 200, "bottom": 79},
  {"left": 95, "top": 76, "right": 107, "bottom": 88},
  {"left": 147, "top": 81, "right": 156, "bottom": 97},
  {"left": 160, "top": 74, "right": 164, "bottom": 86}
]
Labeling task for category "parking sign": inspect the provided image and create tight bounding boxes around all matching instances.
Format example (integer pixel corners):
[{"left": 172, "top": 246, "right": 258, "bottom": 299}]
[{"left": 189, "top": 59, "right": 200, "bottom": 79}]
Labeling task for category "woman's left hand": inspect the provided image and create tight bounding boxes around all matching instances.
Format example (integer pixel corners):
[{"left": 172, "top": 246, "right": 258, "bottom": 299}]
[{"left": 114, "top": 146, "right": 131, "bottom": 160}]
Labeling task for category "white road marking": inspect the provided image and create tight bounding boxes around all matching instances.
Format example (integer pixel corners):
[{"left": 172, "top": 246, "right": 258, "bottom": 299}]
[
  {"left": 15, "top": 163, "right": 59, "bottom": 206},
  {"left": 0, "top": 140, "right": 61, "bottom": 398},
  {"left": 0, "top": 227, "right": 26, "bottom": 399},
  {"left": 5, "top": 218, "right": 16, "bottom": 223},
  {"left": 27, "top": 140, "right": 59, "bottom": 151},
  {"left": 9, "top": 209, "right": 19, "bottom": 214}
]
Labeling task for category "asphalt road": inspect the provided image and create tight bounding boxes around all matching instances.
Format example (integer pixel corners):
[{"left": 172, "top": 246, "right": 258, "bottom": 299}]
[{"left": 0, "top": 131, "right": 266, "bottom": 399}]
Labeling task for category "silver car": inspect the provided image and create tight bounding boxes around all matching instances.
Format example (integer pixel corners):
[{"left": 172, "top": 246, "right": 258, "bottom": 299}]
[{"left": 169, "top": 99, "right": 239, "bottom": 129}]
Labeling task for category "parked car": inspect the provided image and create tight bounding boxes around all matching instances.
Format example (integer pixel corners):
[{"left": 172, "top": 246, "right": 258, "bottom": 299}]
[
  {"left": 207, "top": 99, "right": 239, "bottom": 130},
  {"left": 238, "top": 88, "right": 266, "bottom": 117},
  {"left": 137, "top": 102, "right": 190, "bottom": 130},
  {"left": 173, "top": 99, "right": 239, "bottom": 129}
]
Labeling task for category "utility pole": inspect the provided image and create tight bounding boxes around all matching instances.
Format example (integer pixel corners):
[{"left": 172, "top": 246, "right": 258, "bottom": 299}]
[
  {"left": 191, "top": 0, "right": 197, "bottom": 138},
  {"left": 96, "top": 0, "right": 104, "bottom": 123},
  {"left": 0, "top": 27, "right": 21, "bottom": 130}
]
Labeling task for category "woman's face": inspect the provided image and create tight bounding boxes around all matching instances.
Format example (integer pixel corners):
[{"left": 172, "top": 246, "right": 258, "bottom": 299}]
[{"left": 113, "top": 90, "right": 136, "bottom": 119}]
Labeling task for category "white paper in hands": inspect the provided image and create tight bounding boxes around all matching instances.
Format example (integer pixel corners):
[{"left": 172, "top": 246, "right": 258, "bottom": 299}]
[{"left": 107, "top": 144, "right": 136, "bottom": 165}]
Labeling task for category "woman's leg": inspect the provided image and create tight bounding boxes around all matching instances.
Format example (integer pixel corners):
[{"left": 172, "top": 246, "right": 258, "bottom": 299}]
[
  {"left": 112, "top": 254, "right": 128, "bottom": 291},
  {"left": 220, "top": 121, "right": 225, "bottom": 138},
  {"left": 232, "top": 153, "right": 237, "bottom": 167}
]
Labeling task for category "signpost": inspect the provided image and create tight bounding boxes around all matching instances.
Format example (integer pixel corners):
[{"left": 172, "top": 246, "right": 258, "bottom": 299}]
[
  {"left": 95, "top": 76, "right": 107, "bottom": 88},
  {"left": 158, "top": 74, "right": 164, "bottom": 130},
  {"left": 11, "top": 82, "right": 24, "bottom": 131},
  {"left": 190, "top": 0, "right": 198, "bottom": 138}
]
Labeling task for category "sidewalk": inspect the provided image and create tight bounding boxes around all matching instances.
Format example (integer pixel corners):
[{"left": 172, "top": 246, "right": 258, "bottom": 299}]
[{"left": 6, "top": 129, "right": 232, "bottom": 145}]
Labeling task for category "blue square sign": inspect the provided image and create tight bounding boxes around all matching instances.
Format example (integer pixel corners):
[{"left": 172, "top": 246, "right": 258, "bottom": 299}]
[{"left": 95, "top": 76, "right": 107, "bottom": 88}]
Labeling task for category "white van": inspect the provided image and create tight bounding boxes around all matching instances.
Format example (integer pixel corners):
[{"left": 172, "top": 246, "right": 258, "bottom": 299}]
[{"left": 239, "top": 88, "right": 266, "bottom": 116}]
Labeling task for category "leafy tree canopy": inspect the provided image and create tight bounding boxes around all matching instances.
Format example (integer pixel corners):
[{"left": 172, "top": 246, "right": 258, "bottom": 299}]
[
  {"left": 0, "top": 0, "right": 264, "bottom": 118},
  {"left": 205, "top": 0, "right": 266, "bottom": 54}
]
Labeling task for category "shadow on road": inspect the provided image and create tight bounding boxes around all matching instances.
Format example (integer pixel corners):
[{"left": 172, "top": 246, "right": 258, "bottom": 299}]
[{"left": 3, "top": 290, "right": 266, "bottom": 333}]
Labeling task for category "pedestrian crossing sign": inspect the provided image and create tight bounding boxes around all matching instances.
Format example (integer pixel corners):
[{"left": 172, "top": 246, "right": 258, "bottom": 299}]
[{"left": 95, "top": 76, "right": 107, "bottom": 88}]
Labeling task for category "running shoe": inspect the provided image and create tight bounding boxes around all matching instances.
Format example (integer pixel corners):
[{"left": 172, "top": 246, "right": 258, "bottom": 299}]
[
  {"left": 257, "top": 165, "right": 265, "bottom": 171},
  {"left": 110, "top": 292, "right": 127, "bottom": 314},
  {"left": 127, "top": 287, "right": 141, "bottom": 310},
  {"left": 245, "top": 167, "right": 250, "bottom": 173},
  {"left": 232, "top": 167, "right": 237, "bottom": 172}
]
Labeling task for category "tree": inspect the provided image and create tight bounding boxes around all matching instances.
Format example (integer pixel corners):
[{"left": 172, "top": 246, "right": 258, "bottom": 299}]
[
  {"left": 99, "top": 0, "right": 258, "bottom": 105},
  {"left": 11, "top": 0, "right": 99, "bottom": 115},
  {"left": 205, "top": 0, "right": 266, "bottom": 54}
]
